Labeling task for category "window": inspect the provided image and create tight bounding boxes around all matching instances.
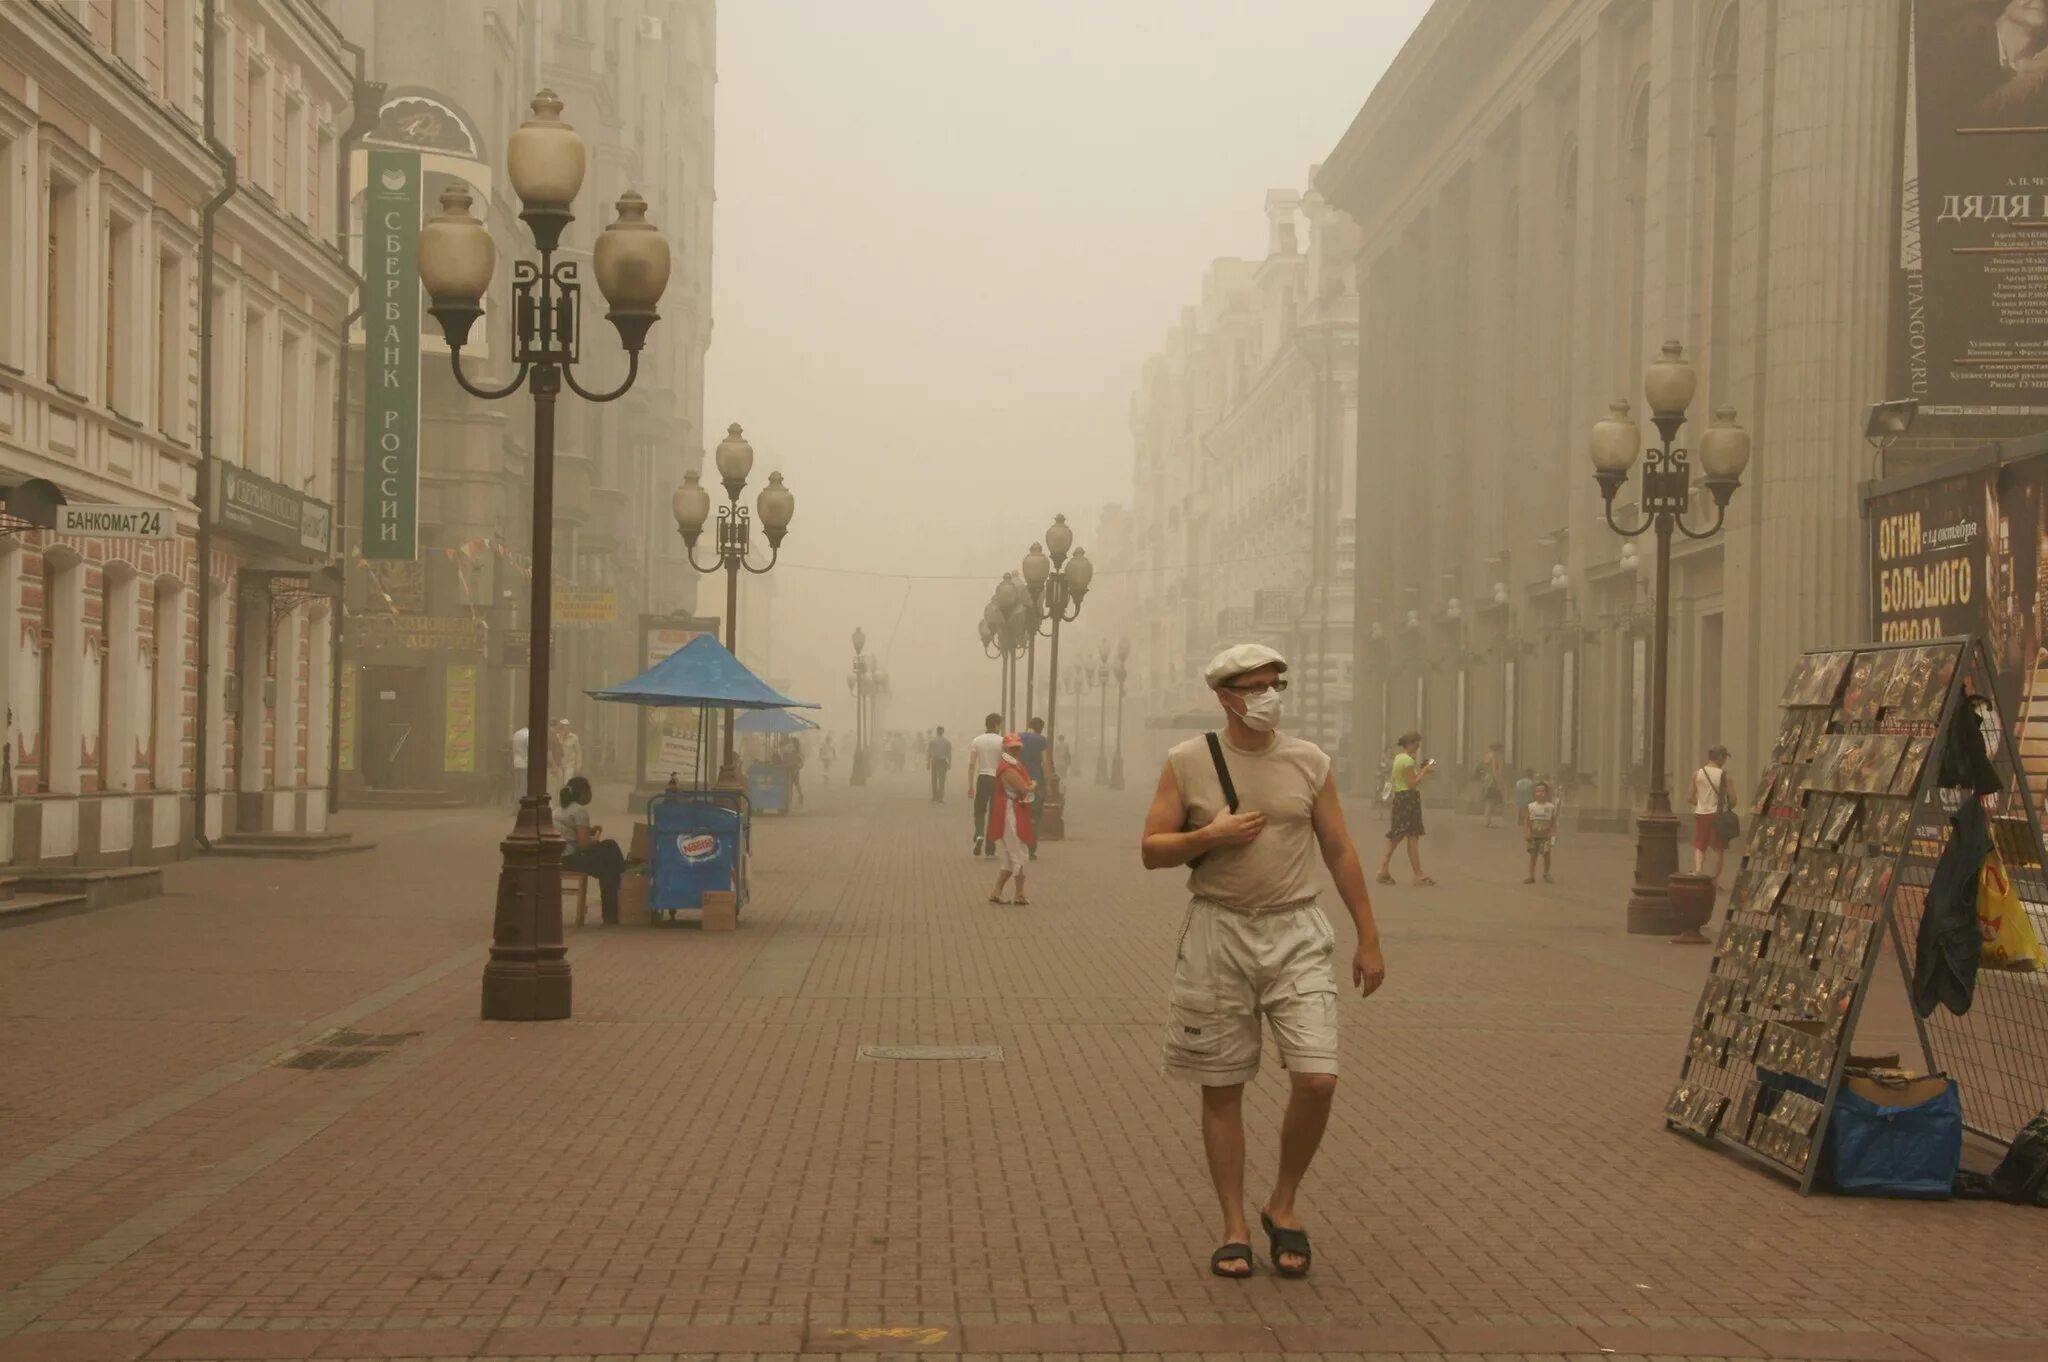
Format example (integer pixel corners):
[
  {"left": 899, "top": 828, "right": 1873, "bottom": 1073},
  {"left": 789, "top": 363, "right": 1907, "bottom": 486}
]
[
  {"left": 306, "top": 605, "right": 330, "bottom": 788},
  {"left": 41, "top": 551, "right": 83, "bottom": 795},
  {"left": 46, "top": 170, "right": 84, "bottom": 390},
  {"left": 241, "top": 306, "right": 266, "bottom": 474},
  {"left": 208, "top": 281, "right": 227, "bottom": 439},
  {"left": 277, "top": 328, "right": 302, "bottom": 488},
  {"left": 110, "top": 0, "right": 139, "bottom": 69},
  {"left": 311, "top": 350, "right": 334, "bottom": 499},
  {"left": 163, "top": 0, "right": 194, "bottom": 116},
  {"left": 152, "top": 579, "right": 186, "bottom": 790},
  {"left": 314, "top": 125, "right": 334, "bottom": 234},
  {"left": 0, "top": 127, "right": 16, "bottom": 369},
  {"left": 156, "top": 249, "right": 186, "bottom": 437},
  {"left": 210, "top": 16, "right": 234, "bottom": 156},
  {"left": 103, "top": 568, "right": 139, "bottom": 792},
  {"left": 247, "top": 62, "right": 272, "bottom": 190},
  {"left": 104, "top": 208, "right": 138, "bottom": 414},
  {"left": 284, "top": 96, "right": 305, "bottom": 219}
]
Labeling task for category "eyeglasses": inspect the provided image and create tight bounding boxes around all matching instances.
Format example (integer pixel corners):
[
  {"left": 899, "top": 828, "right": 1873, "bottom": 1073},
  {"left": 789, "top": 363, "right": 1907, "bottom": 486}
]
[{"left": 1221, "top": 679, "right": 1288, "bottom": 695}]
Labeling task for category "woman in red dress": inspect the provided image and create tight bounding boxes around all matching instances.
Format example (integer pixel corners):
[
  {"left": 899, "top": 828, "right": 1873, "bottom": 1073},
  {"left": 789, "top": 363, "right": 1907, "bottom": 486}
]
[{"left": 987, "top": 734, "right": 1038, "bottom": 905}]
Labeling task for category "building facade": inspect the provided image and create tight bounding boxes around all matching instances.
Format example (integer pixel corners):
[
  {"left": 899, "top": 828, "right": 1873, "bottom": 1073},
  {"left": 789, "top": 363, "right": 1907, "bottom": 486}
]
[
  {"left": 1321, "top": 0, "right": 1925, "bottom": 826},
  {"left": 331, "top": 0, "right": 716, "bottom": 802},
  {"left": 1127, "top": 179, "right": 1359, "bottom": 770},
  {"left": 0, "top": 0, "right": 352, "bottom": 867}
]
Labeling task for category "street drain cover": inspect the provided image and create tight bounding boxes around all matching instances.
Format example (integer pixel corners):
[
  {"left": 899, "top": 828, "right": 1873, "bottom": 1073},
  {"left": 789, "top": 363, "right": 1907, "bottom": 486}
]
[
  {"left": 277, "top": 1029, "right": 420, "bottom": 1071},
  {"left": 858, "top": 1044, "right": 1002, "bottom": 1062}
]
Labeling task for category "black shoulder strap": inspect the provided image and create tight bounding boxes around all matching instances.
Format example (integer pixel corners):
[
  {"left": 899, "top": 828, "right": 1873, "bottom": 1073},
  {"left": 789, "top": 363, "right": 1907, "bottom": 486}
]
[{"left": 1205, "top": 732, "right": 1239, "bottom": 813}]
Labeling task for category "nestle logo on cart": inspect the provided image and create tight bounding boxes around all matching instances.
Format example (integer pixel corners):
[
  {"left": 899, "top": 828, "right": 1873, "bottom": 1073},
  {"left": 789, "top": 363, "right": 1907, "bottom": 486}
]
[{"left": 678, "top": 833, "right": 718, "bottom": 862}]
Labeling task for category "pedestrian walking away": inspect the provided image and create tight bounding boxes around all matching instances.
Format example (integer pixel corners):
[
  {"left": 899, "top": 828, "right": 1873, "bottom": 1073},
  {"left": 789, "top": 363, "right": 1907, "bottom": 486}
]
[
  {"left": 1692, "top": 745, "right": 1736, "bottom": 883},
  {"left": 1524, "top": 780, "right": 1558, "bottom": 884},
  {"left": 1375, "top": 730, "right": 1435, "bottom": 885},
  {"left": 1479, "top": 741, "right": 1505, "bottom": 828},
  {"left": 510, "top": 724, "right": 530, "bottom": 806},
  {"left": 987, "top": 734, "right": 1038, "bottom": 904},
  {"left": 966, "top": 712, "right": 1004, "bottom": 856},
  {"left": 927, "top": 726, "right": 953, "bottom": 802},
  {"left": 1140, "top": 642, "right": 1387, "bottom": 1281},
  {"left": 1019, "top": 716, "right": 1050, "bottom": 857}
]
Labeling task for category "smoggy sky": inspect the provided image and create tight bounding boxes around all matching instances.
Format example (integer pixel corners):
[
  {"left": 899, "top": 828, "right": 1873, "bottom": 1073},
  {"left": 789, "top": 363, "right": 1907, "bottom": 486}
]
[{"left": 705, "top": 0, "right": 1431, "bottom": 737}]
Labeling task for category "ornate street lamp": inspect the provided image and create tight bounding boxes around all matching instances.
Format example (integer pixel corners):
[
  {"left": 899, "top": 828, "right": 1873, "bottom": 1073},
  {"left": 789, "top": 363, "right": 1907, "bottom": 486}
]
[
  {"left": 1025, "top": 515, "right": 1092, "bottom": 837},
  {"left": 848, "top": 626, "right": 869, "bottom": 786},
  {"left": 418, "top": 90, "right": 669, "bottom": 1023},
  {"left": 1110, "top": 637, "right": 1130, "bottom": 791},
  {"left": 1591, "top": 341, "right": 1751, "bottom": 937},
  {"left": 672, "top": 424, "right": 796, "bottom": 787}
]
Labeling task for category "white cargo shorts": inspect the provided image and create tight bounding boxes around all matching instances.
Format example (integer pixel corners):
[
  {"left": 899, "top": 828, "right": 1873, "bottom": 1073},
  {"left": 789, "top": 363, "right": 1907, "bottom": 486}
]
[{"left": 1161, "top": 895, "right": 1339, "bottom": 1086}]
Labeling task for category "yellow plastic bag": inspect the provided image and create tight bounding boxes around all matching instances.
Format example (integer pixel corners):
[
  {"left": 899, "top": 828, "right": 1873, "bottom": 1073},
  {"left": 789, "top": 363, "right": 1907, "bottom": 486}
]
[{"left": 1977, "top": 850, "right": 2048, "bottom": 971}]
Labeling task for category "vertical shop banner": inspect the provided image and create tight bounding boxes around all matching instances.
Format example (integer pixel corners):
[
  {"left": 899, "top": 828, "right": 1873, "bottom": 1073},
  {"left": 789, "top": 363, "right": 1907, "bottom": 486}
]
[
  {"left": 444, "top": 664, "right": 477, "bottom": 773},
  {"left": 1898, "top": 0, "right": 2048, "bottom": 408},
  {"left": 362, "top": 148, "right": 422, "bottom": 558},
  {"left": 338, "top": 666, "right": 358, "bottom": 773}
]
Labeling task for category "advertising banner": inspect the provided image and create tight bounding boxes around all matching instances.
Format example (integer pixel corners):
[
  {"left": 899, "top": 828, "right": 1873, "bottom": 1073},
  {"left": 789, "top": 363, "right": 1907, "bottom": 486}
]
[
  {"left": 362, "top": 147, "right": 422, "bottom": 558},
  {"left": 444, "top": 664, "right": 476, "bottom": 773},
  {"left": 552, "top": 586, "right": 618, "bottom": 626},
  {"left": 211, "top": 463, "right": 332, "bottom": 557},
  {"left": 1898, "top": 0, "right": 2048, "bottom": 409},
  {"left": 57, "top": 505, "right": 169, "bottom": 538},
  {"left": 1867, "top": 453, "right": 2048, "bottom": 802}
]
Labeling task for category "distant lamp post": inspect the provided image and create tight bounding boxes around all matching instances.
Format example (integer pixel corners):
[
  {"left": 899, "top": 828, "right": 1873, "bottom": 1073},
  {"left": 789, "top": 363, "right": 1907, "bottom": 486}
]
[
  {"left": 418, "top": 89, "right": 669, "bottom": 1023},
  {"left": 672, "top": 423, "right": 796, "bottom": 787},
  {"left": 1110, "top": 637, "right": 1130, "bottom": 791},
  {"left": 1591, "top": 341, "right": 1751, "bottom": 937},
  {"left": 1092, "top": 640, "right": 1112, "bottom": 784},
  {"left": 1020, "top": 541, "right": 1052, "bottom": 722},
  {"left": 983, "top": 575, "right": 1032, "bottom": 726},
  {"left": 1030, "top": 515, "right": 1091, "bottom": 837},
  {"left": 848, "top": 626, "right": 870, "bottom": 786}
]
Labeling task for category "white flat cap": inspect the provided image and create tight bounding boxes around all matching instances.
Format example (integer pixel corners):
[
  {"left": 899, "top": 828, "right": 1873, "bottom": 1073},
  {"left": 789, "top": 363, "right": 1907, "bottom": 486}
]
[{"left": 1204, "top": 643, "right": 1288, "bottom": 689}]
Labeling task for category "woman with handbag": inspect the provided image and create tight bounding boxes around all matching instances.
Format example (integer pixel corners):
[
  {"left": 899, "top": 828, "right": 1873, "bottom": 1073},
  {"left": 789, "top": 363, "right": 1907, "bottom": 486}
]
[{"left": 1690, "top": 745, "right": 1738, "bottom": 883}]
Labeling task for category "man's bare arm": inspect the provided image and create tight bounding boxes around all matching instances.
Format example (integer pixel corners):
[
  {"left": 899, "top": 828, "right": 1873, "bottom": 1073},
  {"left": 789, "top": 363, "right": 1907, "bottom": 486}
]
[{"left": 1311, "top": 773, "right": 1386, "bottom": 995}]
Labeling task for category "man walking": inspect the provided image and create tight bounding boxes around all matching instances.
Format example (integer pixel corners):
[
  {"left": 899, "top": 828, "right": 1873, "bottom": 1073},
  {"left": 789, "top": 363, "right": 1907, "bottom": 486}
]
[
  {"left": 966, "top": 713, "right": 1004, "bottom": 856},
  {"left": 927, "top": 726, "right": 953, "bottom": 803},
  {"left": 1140, "top": 644, "right": 1386, "bottom": 1280},
  {"left": 511, "top": 724, "right": 530, "bottom": 806},
  {"left": 1018, "top": 717, "right": 1050, "bottom": 857}
]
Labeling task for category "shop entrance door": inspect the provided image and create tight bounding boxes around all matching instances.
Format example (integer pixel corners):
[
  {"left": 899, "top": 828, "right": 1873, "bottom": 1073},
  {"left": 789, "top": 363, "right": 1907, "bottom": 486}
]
[{"left": 361, "top": 666, "right": 431, "bottom": 789}]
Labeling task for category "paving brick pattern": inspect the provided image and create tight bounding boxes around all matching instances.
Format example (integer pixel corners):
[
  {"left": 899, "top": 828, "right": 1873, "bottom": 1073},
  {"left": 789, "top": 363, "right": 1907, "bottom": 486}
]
[{"left": 1, "top": 778, "right": 2044, "bottom": 1362}]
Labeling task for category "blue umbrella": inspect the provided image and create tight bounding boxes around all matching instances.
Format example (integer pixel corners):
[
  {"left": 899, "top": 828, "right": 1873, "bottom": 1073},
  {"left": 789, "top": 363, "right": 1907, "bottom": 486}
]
[
  {"left": 736, "top": 708, "right": 821, "bottom": 734},
  {"left": 587, "top": 633, "right": 822, "bottom": 711}
]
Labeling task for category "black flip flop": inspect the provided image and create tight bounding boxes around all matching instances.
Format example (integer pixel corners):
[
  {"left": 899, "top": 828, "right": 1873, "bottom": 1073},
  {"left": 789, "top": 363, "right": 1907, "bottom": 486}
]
[
  {"left": 1259, "top": 1212, "right": 1311, "bottom": 1278},
  {"left": 1209, "top": 1242, "right": 1253, "bottom": 1279}
]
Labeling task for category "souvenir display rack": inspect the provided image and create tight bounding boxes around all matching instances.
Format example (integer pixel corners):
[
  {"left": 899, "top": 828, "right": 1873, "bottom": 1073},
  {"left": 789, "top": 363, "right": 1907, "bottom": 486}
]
[{"left": 1667, "top": 635, "right": 2048, "bottom": 1192}]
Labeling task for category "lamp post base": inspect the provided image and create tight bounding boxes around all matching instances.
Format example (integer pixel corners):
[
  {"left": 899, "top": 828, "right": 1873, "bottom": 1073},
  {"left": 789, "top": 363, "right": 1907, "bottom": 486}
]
[
  {"left": 1109, "top": 752, "right": 1124, "bottom": 791},
  {"left": 715, "top": 757, "right": 745, "bottom": 791},
  {"left": 1040, "top": 775, "right": 1068, "bottom": 840},
  {"left": 851, "top": 752, "right": 868, "bottom": 786},
  {"left": 1624, "top": 803, "right": 1684, "bottom": 935},
  {"left": 481, "top": 796, "right": 572, "bottom": 1021}
]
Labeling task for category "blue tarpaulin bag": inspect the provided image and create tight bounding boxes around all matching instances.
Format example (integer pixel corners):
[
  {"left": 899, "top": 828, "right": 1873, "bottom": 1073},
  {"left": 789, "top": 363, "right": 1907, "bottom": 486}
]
[{"left": 1823, "top": 1075, "right": 1961, "bottom": 1198}]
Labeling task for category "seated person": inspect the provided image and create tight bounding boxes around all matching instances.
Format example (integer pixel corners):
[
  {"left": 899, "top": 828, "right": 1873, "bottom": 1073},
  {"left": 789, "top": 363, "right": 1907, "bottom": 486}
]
[{"left": 554, "top": 775, "right": 626, "bottom": 925}]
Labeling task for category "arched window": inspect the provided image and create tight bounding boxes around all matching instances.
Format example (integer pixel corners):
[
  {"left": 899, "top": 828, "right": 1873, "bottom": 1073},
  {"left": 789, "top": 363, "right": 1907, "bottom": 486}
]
[
  {"left": 1702, "top": 3, "right": 1741, "bottom": 406},
  {"left": 1624, "top": 80, "right": 1651, "bottom": 387},
  {"left": 102, "top": 563, "right": 140, "bottom": 792}
]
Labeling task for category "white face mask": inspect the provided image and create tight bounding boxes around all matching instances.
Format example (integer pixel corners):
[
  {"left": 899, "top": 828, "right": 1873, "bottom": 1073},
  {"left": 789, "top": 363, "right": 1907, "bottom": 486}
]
[{"left": 1239, "top": 688, "right": 1284, "bottom": 732}]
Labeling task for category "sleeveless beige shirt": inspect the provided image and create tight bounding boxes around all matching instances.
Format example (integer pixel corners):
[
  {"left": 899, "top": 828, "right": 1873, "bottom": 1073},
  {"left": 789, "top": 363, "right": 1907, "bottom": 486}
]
[{"left": 1167, "top": 731, "right": 1331, "bottom": 911}]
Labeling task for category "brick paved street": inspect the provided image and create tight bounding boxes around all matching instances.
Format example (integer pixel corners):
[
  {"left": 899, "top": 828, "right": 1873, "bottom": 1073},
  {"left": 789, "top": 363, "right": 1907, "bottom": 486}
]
[{"left": 2, "top": 774, "right": 2045, "bottom": 1362}]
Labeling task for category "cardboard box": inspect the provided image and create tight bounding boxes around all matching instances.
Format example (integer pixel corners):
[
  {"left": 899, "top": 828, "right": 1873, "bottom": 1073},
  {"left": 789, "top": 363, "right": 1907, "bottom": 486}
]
[
  {"left": 619, "top": 872, "right": 651, "bottom": 925},
  {"left": 700, "top": 889, "right": 738, "bottom": 932},
  {"left": 629, "top": 821, "right": 651, "bottom": 862}
]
